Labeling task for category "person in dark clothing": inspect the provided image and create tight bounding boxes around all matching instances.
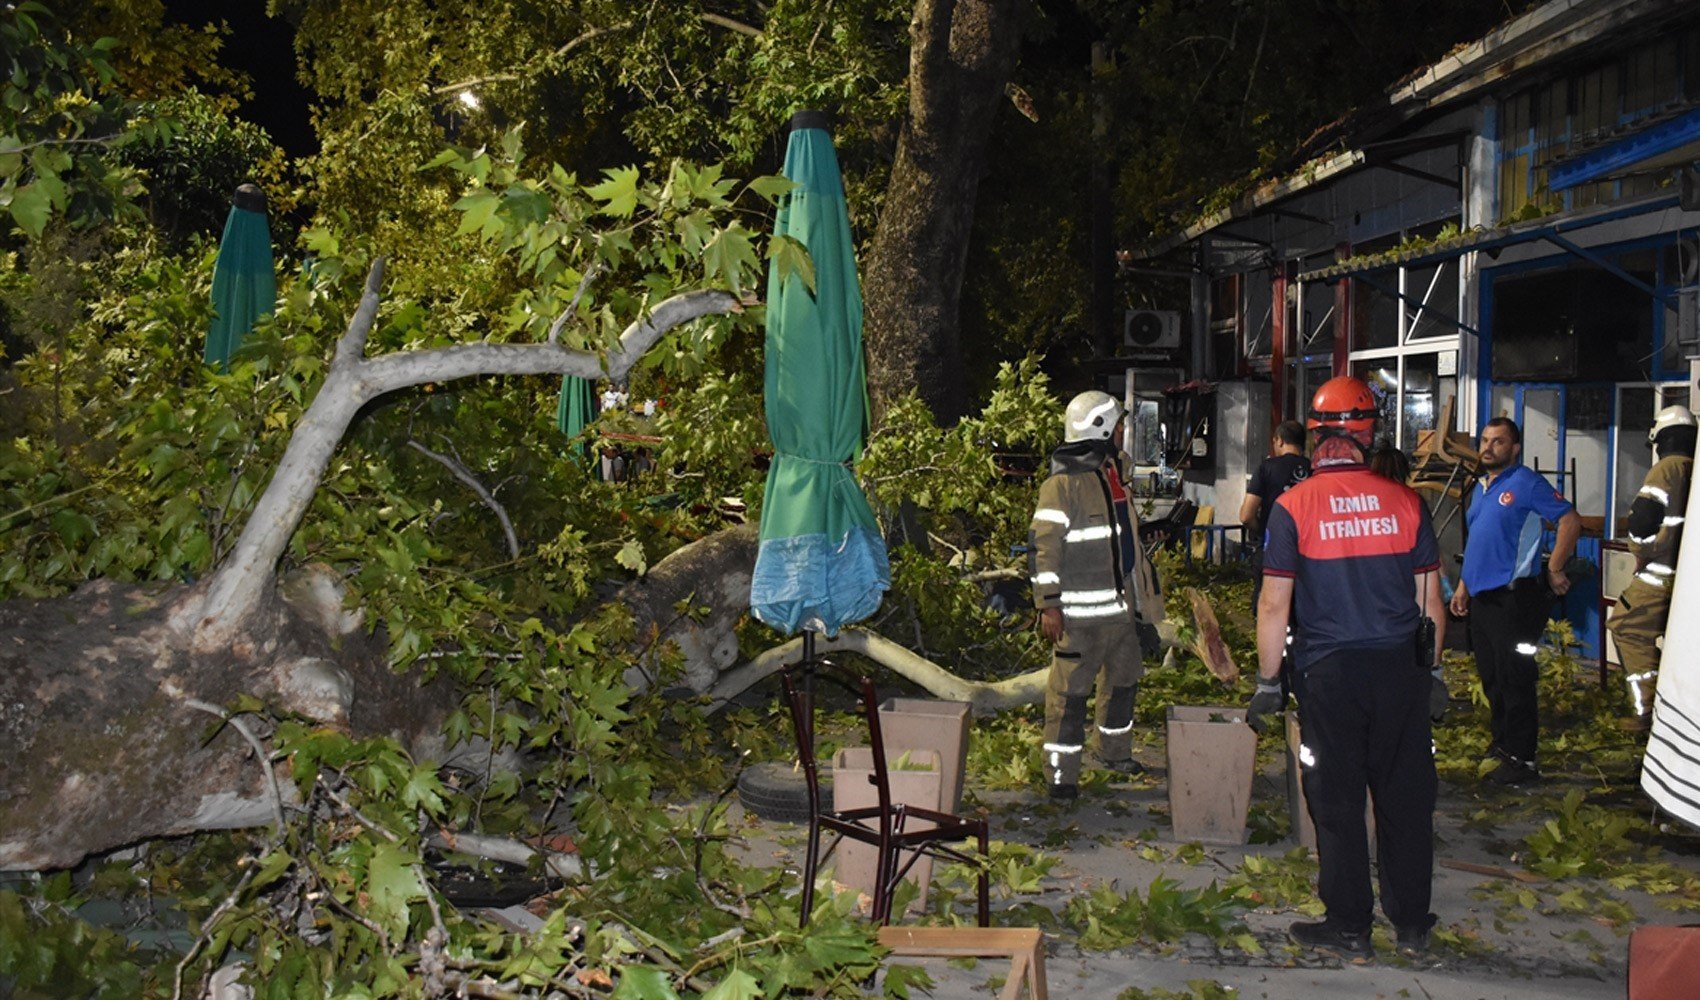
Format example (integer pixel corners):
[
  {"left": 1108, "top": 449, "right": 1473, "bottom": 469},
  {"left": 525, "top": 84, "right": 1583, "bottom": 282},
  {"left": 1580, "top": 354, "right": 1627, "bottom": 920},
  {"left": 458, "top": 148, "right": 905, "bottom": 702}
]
[
  {"left": 1450, "top": 417, "right": 1581, "bottom": 785},
  {"left": 1240, "top": 419, "right": 1311, "bottom": 546},
  {"left": 1247, "top": 376, "right": 1447, "bottom": 960},
  {"left": 1369, "top": 446, "right": 1411, "bottom": 485}
]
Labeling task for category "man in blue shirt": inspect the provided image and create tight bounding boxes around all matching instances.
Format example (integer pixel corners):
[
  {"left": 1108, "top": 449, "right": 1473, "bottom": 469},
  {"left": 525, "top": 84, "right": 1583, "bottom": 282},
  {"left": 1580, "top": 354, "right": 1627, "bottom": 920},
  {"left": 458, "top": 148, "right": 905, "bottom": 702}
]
[{"left": 1450, "top": 417, "right": 1582, "bottom": 785}]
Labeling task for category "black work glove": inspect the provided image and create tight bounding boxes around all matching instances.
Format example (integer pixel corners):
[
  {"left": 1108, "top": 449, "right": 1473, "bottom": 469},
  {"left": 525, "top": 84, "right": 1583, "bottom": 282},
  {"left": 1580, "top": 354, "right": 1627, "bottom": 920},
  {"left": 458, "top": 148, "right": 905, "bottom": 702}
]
[
  {"left": 1246, "top": 679, "right": 1284, "bottom": 734},
  {"left": 1136, "top": 620, "right": 1160, "bottom": 658},
  {"left": 1429, "top": 669, "right": 1448, "bottom": 723}
]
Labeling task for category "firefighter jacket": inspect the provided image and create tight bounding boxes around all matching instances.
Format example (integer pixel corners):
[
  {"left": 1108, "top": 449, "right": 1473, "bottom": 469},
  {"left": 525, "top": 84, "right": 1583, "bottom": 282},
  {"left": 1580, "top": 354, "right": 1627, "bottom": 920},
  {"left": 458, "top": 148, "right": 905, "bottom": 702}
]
[
  {"left": 1627, "top": 453, "right": 1693, "bottom": 590},
  {"left": 1028, "top": 442, "right": 1164, "bottom": 626}
]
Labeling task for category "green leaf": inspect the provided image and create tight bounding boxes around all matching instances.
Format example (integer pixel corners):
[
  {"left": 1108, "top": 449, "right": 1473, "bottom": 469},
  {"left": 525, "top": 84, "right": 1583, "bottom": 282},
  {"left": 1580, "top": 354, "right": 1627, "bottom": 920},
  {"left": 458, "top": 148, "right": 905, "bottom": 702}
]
[
  {"left": 9, "top": 181, "right": 53, "bottom": 237},
  {"left": 702, "top": 968, "right": 760, "bottom": 1000},
  {"left": 768, "top": 234, "right": 816, "bottom": 295},
  {"left": 365, "top": 842, "right": 426, "bottom": 942},
  {"left": 615, "top": 539, "right": 647, "bottom": 575},
  {"left": 587, "top": 166, "right": 641, "bottom": 217},
  {"left": 612, "top": 966, "right": 680, "bottom": 1000},
  {"left": 747, "top": 175, "right": 795, "bottom": 204},
  {"left": 453, "top": 188, "right": 501, "bottom": 235},
  {"left": 703, "top": 224, "right": 756, "bottom": 297}
]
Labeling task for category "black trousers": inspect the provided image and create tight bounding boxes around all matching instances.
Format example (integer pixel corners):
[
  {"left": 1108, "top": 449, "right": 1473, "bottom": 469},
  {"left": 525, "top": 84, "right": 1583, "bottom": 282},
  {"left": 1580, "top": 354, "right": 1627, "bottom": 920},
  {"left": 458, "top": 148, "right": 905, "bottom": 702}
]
[
  {"left": 1468, "top": 579, "right": 1551, "bottom": 765},
  {"left": 1298, "top": 643, "right": 1436, "bottom": 933}
]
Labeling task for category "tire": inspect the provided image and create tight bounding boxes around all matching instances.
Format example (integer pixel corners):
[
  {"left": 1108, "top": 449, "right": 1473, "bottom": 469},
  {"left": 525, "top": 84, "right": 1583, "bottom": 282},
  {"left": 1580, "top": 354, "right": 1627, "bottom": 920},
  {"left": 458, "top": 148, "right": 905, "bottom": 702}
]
[{"left": 736, "top": 762, "right": 827, "bottom": 824}]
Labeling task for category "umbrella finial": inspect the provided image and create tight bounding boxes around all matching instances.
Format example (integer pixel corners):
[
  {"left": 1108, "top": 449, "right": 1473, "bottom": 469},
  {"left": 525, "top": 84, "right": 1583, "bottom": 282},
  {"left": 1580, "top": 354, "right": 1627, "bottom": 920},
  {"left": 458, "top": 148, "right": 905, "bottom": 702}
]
[
  {"left": 232, "top": 183, "right": 267, "bottom": 214},
  {"left": 787, "top": 109, "right": 831, "bottom": 136}
]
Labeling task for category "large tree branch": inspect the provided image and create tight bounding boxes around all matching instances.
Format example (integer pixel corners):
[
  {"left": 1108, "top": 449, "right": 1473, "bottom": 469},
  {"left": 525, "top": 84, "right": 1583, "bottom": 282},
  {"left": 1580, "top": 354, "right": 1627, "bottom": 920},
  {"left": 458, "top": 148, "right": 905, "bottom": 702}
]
[
  {"left": 704, "top": 629, "right": 1048, "bottom": 715},
  {"left": 180, "top": 279, "right": 742, "bottom": 650}
]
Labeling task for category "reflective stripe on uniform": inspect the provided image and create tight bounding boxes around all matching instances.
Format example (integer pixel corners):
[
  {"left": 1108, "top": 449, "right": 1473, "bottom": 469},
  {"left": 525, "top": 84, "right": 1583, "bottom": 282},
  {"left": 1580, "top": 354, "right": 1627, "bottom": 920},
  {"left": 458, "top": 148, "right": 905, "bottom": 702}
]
[
  {"left": 1648, "top": 562, "right": 1675, "bottom": 576},
  {"left": 1031, "top": 571, "right": 1060, "bottom": 585},
  {"left": 1514, "top": 642, "right": 1538, "bottom": 655},
  {"left": 1629, "top": 531, "right": 1658, "bottom": 544},
  {"left": 1664, "top": 515, "right": 1686, "bottom": 527},
  {"left": 1070, "top": 399, "right": 1118, "bottom": 431},
  {"left": 1065, "top": 525, "right": 1114, "bottom": 542},
  {"left": 1033, "top": 508, "right": 1070, "bottom": 526},
  {"left": 1641, "top": 484, "right": 1671, "bottom": 505},
  {"left": 1062, "top": 601, "right": 1130, "bottom": 619},
  {"left": 1099, "top": 722, "right": 1134, "bottom": 736},
  {"left": 1637, "top": 571, "right": 1669, "bottom": 587},
  {"left": 1061, "top": 588, "right": 1118, "bottom": 604}
]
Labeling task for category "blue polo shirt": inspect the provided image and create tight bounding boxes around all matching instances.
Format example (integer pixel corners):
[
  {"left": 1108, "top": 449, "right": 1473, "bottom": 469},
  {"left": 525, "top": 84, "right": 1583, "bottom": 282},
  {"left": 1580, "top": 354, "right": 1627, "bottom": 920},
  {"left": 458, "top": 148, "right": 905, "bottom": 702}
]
[{"left": 1461, "top": 463, "right": 1574, "bottom": 594}]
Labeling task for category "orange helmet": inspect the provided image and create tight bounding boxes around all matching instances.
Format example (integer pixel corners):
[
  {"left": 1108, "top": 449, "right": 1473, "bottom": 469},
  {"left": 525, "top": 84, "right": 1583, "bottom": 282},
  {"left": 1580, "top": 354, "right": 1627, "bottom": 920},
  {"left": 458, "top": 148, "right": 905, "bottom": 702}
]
[{"left": 1307, "top": 376, "right": 1379, "bottom": 443}]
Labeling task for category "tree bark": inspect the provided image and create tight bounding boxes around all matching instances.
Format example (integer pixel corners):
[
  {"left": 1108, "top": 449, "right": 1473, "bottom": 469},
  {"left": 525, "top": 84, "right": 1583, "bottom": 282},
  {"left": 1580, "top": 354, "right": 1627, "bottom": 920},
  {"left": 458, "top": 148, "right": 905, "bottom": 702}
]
[
  {"left": 0, "top": 265, "right": 743, "bottom": 871},
  {"left": 862, "top": 0, "right": 1025, "bottom": 424}
]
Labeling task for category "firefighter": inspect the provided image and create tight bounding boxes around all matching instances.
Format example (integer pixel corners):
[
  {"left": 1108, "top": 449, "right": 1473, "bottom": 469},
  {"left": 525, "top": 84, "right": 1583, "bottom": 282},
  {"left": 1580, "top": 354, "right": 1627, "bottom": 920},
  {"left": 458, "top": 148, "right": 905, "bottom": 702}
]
[
  {"left": 1028, "top": 390, "right": 1164, "bottom": 801},
  {"left": 1246, "top": 376, "right": 1447, "bottom": 959},
  {"left": 1609, "top": 404, "right": 1695, "bottom": 726}
]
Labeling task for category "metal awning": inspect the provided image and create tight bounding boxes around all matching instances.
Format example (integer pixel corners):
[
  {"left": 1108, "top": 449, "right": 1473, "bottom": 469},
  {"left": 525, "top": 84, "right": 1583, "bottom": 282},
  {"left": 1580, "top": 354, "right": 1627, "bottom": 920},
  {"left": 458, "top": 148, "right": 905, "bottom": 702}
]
[
  {"left": 1296, "top": 191, "right": 1682, "bottom": 284},
  {"left": 1129, "top": 132, "right": 1467, "bottom": 261},
  {"left": 1548, "top": 105, "right": 1700, "bottom": 191}
]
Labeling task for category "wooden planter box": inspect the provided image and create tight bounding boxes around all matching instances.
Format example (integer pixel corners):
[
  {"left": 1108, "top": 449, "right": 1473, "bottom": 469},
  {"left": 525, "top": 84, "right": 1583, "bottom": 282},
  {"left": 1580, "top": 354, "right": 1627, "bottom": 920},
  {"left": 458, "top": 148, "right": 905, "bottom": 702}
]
[
  {"left": 1165, "top": 705, "right": 1256, "bottom": 845},
  {"left": 831, "top": 747, "right": 943, "bottom": 913},
  {"left": 878, "top": 698, "right": 972, "bottom": 813}
]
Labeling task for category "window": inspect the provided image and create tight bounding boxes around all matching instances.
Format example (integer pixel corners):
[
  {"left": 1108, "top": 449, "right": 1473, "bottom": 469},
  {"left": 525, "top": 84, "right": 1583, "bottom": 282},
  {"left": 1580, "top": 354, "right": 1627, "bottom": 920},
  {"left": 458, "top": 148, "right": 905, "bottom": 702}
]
[{"left": 1495, "top": 26, "right": 1700, "bottom": 220}]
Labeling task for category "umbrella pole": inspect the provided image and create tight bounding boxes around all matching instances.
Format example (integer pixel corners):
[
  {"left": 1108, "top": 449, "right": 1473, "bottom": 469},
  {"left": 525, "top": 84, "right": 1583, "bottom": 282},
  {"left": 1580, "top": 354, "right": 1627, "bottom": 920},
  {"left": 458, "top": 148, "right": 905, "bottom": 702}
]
[{"left": 801, "top": 629, "right": 817, "bottom": 742}]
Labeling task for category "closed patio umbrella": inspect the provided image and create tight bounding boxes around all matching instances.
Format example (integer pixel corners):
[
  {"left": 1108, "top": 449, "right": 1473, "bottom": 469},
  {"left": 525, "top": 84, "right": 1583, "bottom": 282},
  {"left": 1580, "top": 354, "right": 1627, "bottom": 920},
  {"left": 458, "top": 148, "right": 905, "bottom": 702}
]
[
  {"left": 749, "top": 110, "right": 889, "bottom": 637},
  {"left": 204, "top": 183, "right": 276, "bottom": 370},
  {"left": 556, "top": 374, "right": 596, "bottom": 457}
]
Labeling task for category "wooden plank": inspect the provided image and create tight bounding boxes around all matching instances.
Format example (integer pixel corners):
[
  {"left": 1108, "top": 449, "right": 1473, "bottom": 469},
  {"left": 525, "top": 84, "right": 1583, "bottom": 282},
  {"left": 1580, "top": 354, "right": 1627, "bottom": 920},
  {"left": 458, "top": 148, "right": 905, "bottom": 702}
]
[
  {"left": 878, "top": 926, "right": 1045, "bottom": 1000},
  {"left": 877, "top": 926, "right": 1040, "bottom": 952}
]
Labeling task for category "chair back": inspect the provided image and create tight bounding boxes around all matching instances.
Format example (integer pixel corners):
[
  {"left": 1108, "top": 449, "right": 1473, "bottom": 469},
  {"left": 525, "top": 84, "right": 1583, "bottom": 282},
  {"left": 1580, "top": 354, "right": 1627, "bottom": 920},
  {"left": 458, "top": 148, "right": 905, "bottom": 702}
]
[{"left": 780, "top": 661, "right": 895, "bottom": 832}]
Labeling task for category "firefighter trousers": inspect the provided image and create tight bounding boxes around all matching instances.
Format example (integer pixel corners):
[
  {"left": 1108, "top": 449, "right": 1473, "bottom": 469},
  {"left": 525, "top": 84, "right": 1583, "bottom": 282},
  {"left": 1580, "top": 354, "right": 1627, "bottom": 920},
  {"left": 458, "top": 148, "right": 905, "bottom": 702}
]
[
  {"left": 1297, "top": 643, "right": 1436, "bottom": 934},
  {"left": 1042, "top": 621, "right": 1144, "bottom": 789},
  {"left": 1608, "top": 578, "right": 1671, "bottom": 717}
]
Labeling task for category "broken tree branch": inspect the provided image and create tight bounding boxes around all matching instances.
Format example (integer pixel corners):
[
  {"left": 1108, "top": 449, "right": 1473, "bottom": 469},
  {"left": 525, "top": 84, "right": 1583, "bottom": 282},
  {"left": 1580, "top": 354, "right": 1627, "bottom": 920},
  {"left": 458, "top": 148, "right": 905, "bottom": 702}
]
[{"left": 407, "top": 439, "right": 520, "bottom": 560}]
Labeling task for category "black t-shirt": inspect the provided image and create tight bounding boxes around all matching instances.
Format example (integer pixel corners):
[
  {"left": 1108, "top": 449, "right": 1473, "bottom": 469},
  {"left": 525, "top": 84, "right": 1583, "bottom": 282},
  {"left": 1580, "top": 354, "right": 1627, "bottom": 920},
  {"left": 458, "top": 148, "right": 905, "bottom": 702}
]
[{"left": 1247, "top": 452, "right": 1311, "bottom": 538}]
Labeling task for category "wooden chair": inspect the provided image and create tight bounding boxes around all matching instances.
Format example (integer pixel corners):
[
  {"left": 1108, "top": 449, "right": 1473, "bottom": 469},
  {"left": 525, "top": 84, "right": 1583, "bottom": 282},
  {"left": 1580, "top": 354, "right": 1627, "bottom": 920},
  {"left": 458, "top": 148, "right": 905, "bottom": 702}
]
[
  {"left": 876, "top": 926, "right": 1048, "bottom": 1000},
  {"left": 781, "top": 661, "right": 990, "bottom": 928}
]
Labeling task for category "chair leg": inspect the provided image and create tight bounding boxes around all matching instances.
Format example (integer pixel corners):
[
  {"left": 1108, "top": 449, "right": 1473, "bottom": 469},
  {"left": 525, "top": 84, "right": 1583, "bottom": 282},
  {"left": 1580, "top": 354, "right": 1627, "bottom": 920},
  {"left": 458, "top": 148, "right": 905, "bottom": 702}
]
[
  {"left": 977, "top": 824, "right": 991, "bottom": 928},
  {"left": 799, "top": 815, "right": 822, "bottom": 929},
  {"left": 872, "top": 842, "right": 896, "bottom": 925}
]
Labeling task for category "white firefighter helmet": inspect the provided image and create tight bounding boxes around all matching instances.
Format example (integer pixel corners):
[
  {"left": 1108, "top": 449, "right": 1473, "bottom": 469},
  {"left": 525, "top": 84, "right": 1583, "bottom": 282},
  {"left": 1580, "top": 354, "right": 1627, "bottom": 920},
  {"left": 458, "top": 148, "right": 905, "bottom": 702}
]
[
  {"left": 1063, "top": 390, "right": 1123, "bottom": 443},
  {"left": 1649, "top": 404, "right": 1697, "bottom": 446}
]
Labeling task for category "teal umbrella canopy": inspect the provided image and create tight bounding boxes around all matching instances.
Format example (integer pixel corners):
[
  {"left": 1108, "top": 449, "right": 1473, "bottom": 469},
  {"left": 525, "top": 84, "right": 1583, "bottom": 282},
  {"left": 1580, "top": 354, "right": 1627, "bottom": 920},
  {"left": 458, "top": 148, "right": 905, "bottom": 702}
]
[
  {"left": 204, "top": 184, "right": 277, "bottom": 370},
  {"left": 749, "top": 111, "right": 890, "bottom": 636},
  {"left": 556, "top": 374, "right": 596, "bottom": 457}
]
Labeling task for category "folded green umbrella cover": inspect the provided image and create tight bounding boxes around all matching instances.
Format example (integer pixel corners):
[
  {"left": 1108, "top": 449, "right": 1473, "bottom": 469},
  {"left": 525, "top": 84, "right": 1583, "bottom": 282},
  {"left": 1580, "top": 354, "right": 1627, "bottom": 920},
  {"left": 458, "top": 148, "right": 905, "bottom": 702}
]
[{"left": 749, "top": 112, "right": 889, "bottom": 636}]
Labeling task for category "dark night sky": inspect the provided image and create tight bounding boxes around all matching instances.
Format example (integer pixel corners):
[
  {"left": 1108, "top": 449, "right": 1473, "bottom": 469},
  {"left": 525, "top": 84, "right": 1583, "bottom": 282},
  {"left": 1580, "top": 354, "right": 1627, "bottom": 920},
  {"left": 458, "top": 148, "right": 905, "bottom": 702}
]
[{"left": 160, "top": 0, "right": 317, "bottom": 156}]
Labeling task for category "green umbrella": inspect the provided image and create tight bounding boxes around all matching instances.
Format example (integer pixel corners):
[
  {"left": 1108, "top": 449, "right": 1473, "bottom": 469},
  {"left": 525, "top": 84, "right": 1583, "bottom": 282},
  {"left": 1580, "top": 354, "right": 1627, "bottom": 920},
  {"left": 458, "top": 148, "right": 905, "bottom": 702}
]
[
  {"left": 556, "top": 374, "right": 596, "bottom": 457},
  {"left": 750, "top": 110, "right": 889, "bottom": 636},
  {"left": 204, "top": 183, "right": 277, "bottom": 370}
]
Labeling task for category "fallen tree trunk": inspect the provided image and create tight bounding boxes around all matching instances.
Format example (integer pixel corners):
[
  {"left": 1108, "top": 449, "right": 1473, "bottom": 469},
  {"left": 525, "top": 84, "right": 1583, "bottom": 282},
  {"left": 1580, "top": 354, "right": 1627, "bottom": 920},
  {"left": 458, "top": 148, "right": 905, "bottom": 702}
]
[{"left": 0, "top": 262, "right": 745, "bottom": 871}]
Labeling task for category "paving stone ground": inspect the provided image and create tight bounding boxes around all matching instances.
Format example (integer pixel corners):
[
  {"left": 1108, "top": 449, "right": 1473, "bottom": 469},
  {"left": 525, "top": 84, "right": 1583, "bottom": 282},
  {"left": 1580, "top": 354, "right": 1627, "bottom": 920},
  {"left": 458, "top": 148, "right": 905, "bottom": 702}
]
[{"left": 728, "top": 727, "right": 1695, "bottom": 1000}]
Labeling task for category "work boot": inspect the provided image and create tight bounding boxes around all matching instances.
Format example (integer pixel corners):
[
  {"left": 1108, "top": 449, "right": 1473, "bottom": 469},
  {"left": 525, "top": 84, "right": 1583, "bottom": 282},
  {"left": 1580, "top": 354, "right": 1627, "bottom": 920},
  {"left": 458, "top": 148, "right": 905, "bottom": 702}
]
[
  {"left": 1395, "top": 924, "right": 1431, "bottom": 958},
  {"left": 1486, "top": 757, "right": 1540, "bottom": 786},
  {"left": 1289, "top": 919, "right": 1373, "bottom": 959},
  {"left": 1097, "top": 756, "right": 1146, "bottom": 777},
  {"left": 1047, "top": 783, "right": 1078, "bottom": 802}
]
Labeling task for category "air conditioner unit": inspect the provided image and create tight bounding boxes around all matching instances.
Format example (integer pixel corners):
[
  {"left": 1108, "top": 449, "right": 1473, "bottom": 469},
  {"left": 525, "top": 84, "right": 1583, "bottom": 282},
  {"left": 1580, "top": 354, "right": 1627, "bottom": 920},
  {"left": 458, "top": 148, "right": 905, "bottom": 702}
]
[{"left": 1124, "top": 309, "right": 1181, "bottom": 352}]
